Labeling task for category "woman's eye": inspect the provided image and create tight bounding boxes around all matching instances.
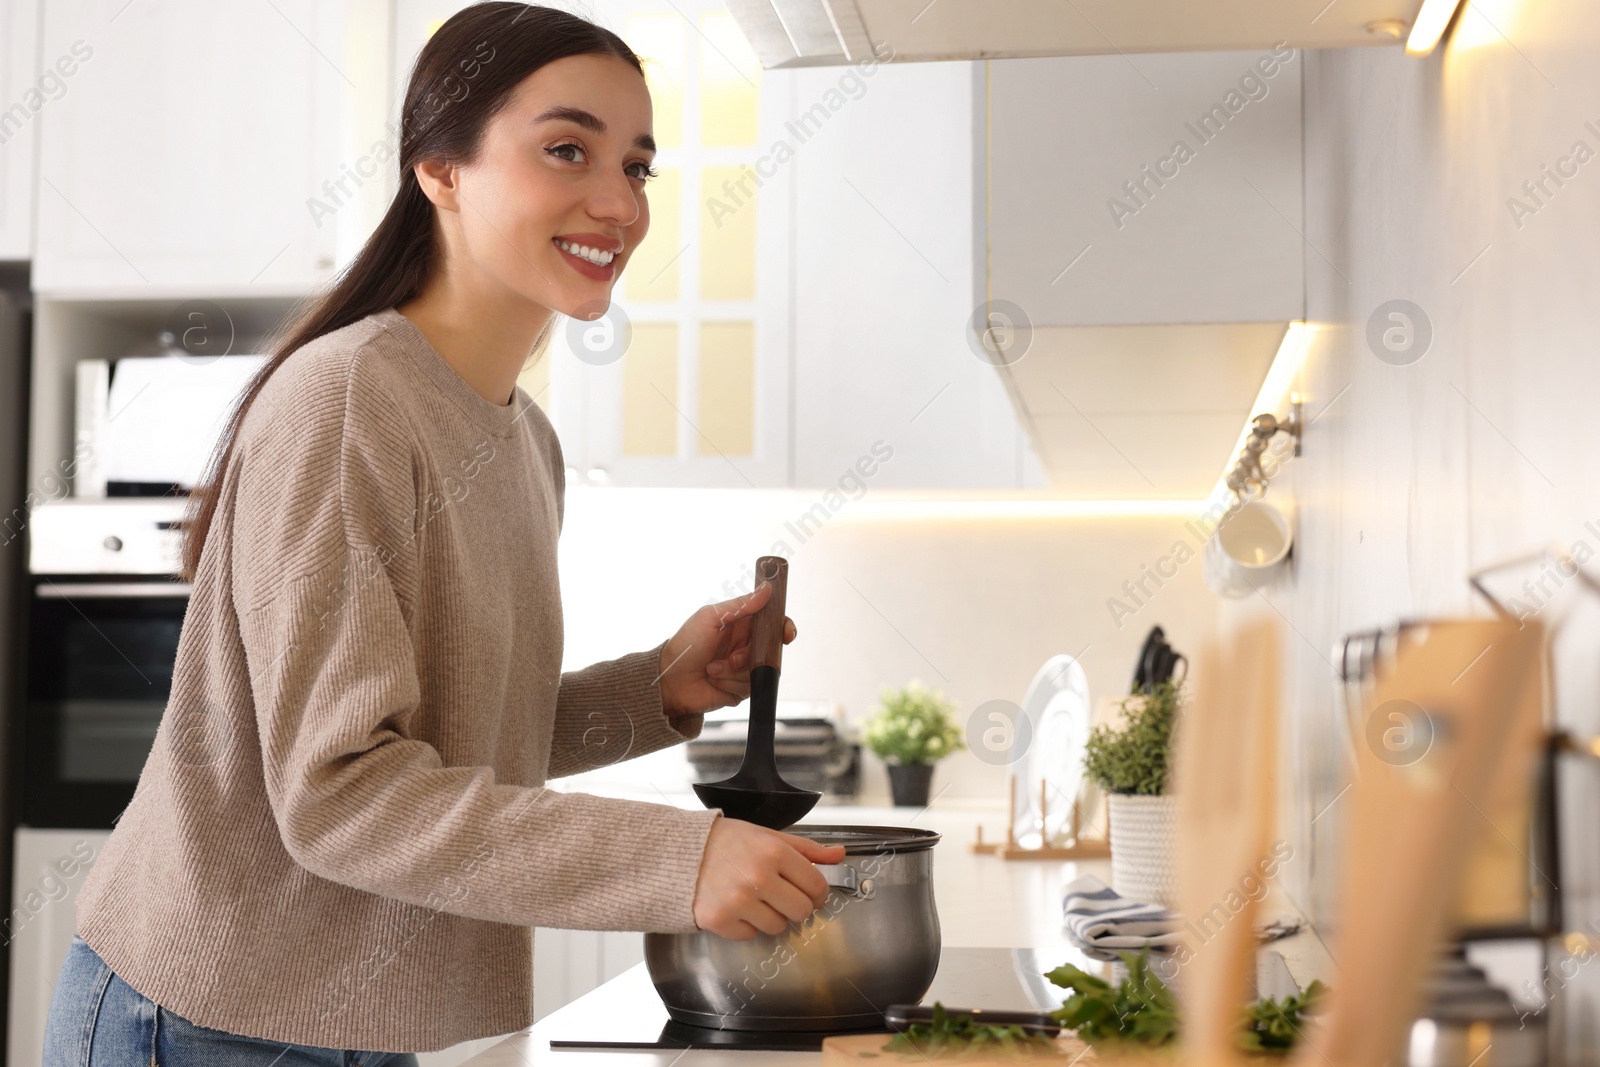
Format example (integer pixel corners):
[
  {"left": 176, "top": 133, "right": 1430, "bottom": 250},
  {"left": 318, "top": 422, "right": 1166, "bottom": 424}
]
[
  {"left": 626, "top": 161, "right": 659, "bottom": 182},
  {"left": 546, "top": 142, "right": 586, "bottom": 164}
]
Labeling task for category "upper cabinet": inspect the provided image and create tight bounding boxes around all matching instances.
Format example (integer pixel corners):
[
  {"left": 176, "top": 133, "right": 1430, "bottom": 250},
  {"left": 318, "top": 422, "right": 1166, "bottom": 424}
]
[
  {"left": 32, "top": 0, "right": 392, "bottom": 296},
  {"left": 26, "top": 0, "right": 1304, "bottom": 496},
  {"left": 786, "top": 59, "right": 1036, "bottom": 490},
  {"left": 725, "top": 0, "right": 1426, "bottom": 67},
  {"left": 0, "top": 0, "right": 41, "bottom": 260}
]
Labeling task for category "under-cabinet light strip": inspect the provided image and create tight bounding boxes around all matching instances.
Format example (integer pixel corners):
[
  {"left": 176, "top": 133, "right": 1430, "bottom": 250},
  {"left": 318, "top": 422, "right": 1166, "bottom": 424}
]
[
  {"left": 565, "top": 485, "right": 1210, "bottom": 520},
  {"left": 1406, "top": 0, "right": 1466, "bottom": 54}
]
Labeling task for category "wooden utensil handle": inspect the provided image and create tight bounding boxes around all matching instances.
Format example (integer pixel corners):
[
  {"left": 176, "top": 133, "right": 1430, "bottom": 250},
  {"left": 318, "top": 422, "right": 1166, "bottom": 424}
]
[{"left": 749, "top": 556, "right": 789, "bottom": 672}]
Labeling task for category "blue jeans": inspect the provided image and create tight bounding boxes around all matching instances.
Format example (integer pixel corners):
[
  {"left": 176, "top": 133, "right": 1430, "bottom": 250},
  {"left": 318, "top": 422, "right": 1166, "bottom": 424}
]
[{"left": 44, "top": 934, "right": 420, "bottom": 1067}]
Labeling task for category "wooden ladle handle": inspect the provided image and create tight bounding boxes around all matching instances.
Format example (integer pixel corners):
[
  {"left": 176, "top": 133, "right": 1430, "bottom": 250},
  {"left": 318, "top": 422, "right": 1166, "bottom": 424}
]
[{"left": 748, "top": 556, "right": 789, "bottom": 672}]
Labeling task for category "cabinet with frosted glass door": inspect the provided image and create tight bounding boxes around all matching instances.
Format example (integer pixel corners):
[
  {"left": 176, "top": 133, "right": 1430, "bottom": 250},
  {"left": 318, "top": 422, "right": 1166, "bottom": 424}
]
[{"left": 515, "top": 1, "right": 792, "bottom": 489}]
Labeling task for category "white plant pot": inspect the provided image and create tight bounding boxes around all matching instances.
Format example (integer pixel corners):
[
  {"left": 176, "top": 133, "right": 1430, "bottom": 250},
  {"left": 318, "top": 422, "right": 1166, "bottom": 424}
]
[{"left": 1107, "top": 793, "right": 1179, "bottom": 906}]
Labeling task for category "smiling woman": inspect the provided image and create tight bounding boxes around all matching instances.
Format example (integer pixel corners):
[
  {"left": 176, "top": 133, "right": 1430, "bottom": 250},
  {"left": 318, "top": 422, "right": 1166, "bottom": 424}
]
[
  {"left": 401, "top": 55, "right": 662, "bottom": 333},
  {"left": 41, "top": 4, "right": 843, "bottom": 1065}
]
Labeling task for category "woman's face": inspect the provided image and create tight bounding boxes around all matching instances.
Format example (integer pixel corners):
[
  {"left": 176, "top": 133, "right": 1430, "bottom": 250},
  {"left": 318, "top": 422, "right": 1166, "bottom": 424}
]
[{"left": 450, "top": 52, "right": 655, "bottom": 318}]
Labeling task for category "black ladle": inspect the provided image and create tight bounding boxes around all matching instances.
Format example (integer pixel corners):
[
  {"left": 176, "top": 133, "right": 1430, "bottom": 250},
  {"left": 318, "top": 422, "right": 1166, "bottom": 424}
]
[{"left": 692, "top": 556, "right": 821, "bottom": 829}]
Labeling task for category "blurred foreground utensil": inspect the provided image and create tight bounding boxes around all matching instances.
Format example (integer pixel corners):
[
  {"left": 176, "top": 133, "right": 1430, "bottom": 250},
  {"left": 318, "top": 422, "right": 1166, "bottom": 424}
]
[
  {"left": 1173, "top": 619, "right": 1283, "bottom": 1063},
  {"left": 1084, "top": 618, "right": 1544, "bottom": 1067},
  {"left": 1305, "top": 618, "right": 1544, "bottom": 1067}
]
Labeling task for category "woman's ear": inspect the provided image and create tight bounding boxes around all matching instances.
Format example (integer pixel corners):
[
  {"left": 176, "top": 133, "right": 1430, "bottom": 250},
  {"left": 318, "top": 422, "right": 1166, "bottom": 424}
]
[{"left": 413, "top": 159, "right": 461, "bottom": 212}]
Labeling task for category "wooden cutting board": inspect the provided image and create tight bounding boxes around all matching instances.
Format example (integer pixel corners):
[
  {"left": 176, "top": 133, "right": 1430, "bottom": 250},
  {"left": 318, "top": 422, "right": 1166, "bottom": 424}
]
[{"left": 822, "top": 1032, "right": 1092, "bottom": 1066}]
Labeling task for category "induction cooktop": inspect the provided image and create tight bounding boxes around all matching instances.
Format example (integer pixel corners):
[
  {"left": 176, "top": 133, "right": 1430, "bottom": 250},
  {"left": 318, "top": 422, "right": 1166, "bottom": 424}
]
[{"left": 546, "top": 946, "right": 1071, "bottom": 1052}]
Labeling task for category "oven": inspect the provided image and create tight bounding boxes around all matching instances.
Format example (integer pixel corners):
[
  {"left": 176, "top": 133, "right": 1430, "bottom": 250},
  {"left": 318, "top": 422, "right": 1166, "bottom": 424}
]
[{"left": 18, "top": 499, "right": 189, "bottom": 830}]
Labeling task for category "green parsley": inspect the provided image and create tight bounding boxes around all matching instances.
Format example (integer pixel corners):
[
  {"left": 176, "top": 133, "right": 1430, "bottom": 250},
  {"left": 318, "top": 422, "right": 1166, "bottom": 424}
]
[
  {"left": 1044, "top": 948, "right": 1328, "bottom": 1057},
  {"left": 882, "top": 1002, "right": 1061, "bottom": 1058},
  {"left": 1046, "top": 948, "right": 1179, "bottom": 1048},
  {"left": 1237, "top": 980, "right": 1328, "bottom": 1055}
]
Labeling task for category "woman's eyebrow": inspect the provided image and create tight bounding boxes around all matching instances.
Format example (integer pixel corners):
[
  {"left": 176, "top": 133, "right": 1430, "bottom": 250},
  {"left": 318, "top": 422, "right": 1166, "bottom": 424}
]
[{"left": 532, "top": 105, "right": 656, "bottom": 152}]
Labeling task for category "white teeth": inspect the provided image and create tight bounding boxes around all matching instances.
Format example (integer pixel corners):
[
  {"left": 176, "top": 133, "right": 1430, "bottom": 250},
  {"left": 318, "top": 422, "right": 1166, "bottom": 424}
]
[{"left": 557, "top": 239, "right": 615, "bottom": 267}]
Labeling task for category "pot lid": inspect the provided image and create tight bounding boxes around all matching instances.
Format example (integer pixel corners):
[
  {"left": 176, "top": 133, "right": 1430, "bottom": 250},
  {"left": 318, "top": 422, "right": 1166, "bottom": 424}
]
[{"left": 787, "top": 824, "right": 941, "bottom": 854}]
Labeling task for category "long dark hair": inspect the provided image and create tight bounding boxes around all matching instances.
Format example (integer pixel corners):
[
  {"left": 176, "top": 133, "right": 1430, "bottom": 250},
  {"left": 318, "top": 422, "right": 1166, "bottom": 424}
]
[{"left": 180, "top": 2, "right": 643, "bottom": 580}]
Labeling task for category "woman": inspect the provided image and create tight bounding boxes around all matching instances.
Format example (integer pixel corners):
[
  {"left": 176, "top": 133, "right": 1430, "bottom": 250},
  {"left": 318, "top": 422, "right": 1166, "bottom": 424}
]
[{"left": 43, "top": 5, "right": 845, "bottom": 1064}]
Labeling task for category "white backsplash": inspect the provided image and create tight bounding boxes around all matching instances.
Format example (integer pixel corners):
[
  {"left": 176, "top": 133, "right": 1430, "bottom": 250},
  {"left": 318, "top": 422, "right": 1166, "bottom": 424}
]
[{"left": 552, "top": 488, "right": 1218, "bottom": 806}]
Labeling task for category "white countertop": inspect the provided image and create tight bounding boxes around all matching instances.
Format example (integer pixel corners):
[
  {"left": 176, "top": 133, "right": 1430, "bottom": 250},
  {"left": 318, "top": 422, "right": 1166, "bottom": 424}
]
[{"left": 461, "top": 800, "right": 1333, "bottom": 1066}]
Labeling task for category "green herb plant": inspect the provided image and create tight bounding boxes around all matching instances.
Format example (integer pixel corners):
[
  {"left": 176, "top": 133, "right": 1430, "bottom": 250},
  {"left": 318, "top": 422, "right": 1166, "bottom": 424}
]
[
  {"left": 1044, "top": 948, "right": 1328, "bottom": 1057},
  {"left": 881, "top": 1002, "right": 1058, "bottom": 1059},
  {"left": 1046, "top": 948, "right": 1179, "bottom": 1048},
  {"left": 1081, "top": 681, "right": 1182, "bottom": 796},
  {"left": 1237, "top": 980, "right": 1328, "bottom": 1055},
  {"left": 862, "top": 680, "right": 964, "bottom": 766}
]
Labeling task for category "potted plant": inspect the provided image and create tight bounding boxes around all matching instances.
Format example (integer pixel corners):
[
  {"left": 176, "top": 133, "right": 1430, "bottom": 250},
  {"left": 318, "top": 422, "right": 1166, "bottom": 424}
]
[
  {"left": 1082, "top": 680, "right": 1182, "bottom": 905},
  {"left": 863, "top": 681, "right": 964, "bottom": 807}
]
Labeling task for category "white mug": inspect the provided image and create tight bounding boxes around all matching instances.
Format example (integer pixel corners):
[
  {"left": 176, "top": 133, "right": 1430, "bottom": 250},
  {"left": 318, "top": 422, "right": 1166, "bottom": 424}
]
[{"left": 1204, "top": 500, "right": 1293, "bottom": 598}]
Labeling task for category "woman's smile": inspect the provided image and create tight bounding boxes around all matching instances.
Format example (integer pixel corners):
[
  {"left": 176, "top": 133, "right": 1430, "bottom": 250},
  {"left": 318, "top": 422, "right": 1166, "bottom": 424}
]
[{"left": 553, "top": 232, "right": 622, "bottom": 280}]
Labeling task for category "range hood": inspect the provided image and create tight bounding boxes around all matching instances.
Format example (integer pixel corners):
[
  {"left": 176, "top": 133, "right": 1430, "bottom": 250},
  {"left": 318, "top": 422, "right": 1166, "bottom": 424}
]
[
  {"left": 725, "top": 0, "right": 1426, "bottom": 68},
  {"left": 969, "top": 44, "right": 1309, "bottom": 498}
]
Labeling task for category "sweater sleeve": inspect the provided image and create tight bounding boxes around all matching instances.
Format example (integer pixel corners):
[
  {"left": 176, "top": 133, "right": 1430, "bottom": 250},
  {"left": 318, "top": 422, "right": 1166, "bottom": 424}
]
[
  {"left": 546, "top": 641, "right": 708, "bottom": 780},
  {"left": 230, "top": 360, "right": 720, "bottom": 933}
]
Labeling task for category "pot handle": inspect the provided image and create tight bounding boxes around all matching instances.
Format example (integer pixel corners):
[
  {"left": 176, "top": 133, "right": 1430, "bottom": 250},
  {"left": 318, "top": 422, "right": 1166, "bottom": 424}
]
[{"left": 818, "top": 863, "right": 875, "bottom": 899}]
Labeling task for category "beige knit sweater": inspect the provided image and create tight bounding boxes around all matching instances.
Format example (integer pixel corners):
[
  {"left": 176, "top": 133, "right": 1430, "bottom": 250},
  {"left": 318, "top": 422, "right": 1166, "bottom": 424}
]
[{"left": 73, "top": 307, "right": 723, "bottom": 1053}]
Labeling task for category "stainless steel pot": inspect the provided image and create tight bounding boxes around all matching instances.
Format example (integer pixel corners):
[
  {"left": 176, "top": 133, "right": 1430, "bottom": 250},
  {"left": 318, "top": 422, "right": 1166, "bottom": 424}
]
[{"left": 645, "top": 824, "right": 941, "bottom": 1031}]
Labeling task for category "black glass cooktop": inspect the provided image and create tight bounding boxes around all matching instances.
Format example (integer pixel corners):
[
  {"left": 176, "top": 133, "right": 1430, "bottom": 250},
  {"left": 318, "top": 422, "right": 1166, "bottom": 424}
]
[
  {"left": 546, "top": 946, "right": 1070, "bottom": 1052},
  {"left": 556, "top": 1019, "right": 884, "bottom": 1053}
]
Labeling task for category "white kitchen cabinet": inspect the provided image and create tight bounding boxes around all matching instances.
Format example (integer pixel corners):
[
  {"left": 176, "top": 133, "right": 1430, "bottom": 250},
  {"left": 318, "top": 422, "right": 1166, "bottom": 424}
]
[
  {"left": 544, "top": 17, "right": 1030, "bottom": 490},
  {"left": 6, "top": 828, "right": 110, "bottom": 1067},
  {"left": 32, "top": 0, "right": 390, "bottom": 295},
  {"left": 533, "top": 928, "right": 645, "bottom": 1022},
  {"left": 0, "top": 0, "right": 41, "bottom": 259},
  {"left": 788, "top": 59, "right": 1039, "bottom": 490}
]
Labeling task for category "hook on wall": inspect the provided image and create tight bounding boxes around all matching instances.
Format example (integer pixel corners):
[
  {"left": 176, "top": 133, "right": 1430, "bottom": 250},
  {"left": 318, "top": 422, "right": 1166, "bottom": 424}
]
[{"left": 1223, "top": 396, "right": 1303, "bottom": 504}]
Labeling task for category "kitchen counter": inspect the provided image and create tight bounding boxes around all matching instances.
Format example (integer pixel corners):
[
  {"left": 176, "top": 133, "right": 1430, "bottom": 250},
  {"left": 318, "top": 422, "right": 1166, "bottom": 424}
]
[{"left": 461, "top": 799, "right": 1333, "bottom": 1065}]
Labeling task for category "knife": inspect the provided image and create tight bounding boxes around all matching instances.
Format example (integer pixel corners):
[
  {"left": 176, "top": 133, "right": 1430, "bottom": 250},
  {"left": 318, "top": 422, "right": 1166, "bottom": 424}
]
[{"left": 884, "top": 1005, "right": 1062, "bottom": 1036}]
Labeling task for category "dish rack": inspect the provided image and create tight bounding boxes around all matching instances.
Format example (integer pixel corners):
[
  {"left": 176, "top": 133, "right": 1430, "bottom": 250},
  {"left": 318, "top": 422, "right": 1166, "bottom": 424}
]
[{"left": 971, "top": 772, "right": 1110, "bottom": 860}]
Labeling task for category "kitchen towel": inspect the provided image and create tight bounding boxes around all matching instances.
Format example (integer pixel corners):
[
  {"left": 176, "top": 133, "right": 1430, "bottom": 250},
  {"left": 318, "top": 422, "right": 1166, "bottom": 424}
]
[
  {"left": 1062, "top": 874, "right": 1185, "bottom": 950},
  {"left": 1062, "top": 875, "right": 1304, "bottom": 952}
]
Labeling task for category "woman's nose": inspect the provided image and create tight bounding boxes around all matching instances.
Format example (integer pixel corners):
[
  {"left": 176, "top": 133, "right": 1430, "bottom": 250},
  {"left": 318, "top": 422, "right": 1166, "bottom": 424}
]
[{"left": 587, "top": 168, "right": 641, "bottom": 228}]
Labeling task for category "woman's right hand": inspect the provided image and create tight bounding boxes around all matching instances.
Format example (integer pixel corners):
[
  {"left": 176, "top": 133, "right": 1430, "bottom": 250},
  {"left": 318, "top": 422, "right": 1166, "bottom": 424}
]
[{"left": 691, "top": 817, "right": 848, "bottom": 940}]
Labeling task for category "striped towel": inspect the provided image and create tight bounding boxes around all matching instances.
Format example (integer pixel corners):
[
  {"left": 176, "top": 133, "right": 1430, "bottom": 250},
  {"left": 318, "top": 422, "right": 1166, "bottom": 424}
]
[
  {"left": 1061, "top": 875, "right": 1185, "bottom": 950},
  {"left": 1061, "top": 876, "right": 1306, "bottom": 952}
]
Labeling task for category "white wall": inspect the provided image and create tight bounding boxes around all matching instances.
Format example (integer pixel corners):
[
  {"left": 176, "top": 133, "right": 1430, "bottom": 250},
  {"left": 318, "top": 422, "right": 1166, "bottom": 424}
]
[
  {"left": 1243, "top": 1, "right": 1600, "bottom": 1051},
  {"left": 553, "top": 487, "right": 1218, "bottom": 802}
]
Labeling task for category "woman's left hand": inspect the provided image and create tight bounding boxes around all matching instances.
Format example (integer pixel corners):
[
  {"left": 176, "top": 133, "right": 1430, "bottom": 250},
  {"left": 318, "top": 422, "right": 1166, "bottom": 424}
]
[{"left": 658, "top": 581, "right": 797, "bottom": 719}]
